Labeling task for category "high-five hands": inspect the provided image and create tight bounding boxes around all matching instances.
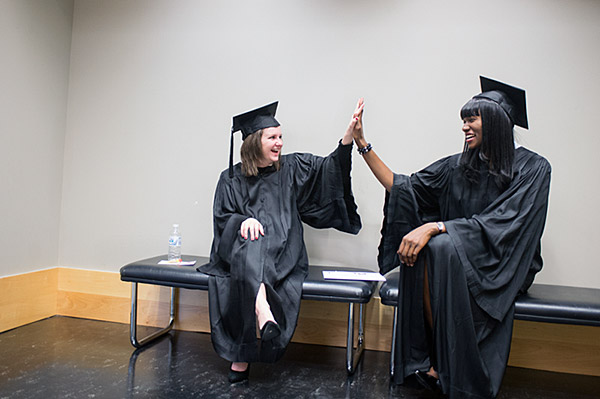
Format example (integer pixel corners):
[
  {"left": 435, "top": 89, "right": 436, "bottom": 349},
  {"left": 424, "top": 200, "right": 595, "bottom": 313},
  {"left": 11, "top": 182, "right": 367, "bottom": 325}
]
[{"left": 346, "top": 98, "right": 366, "bottom": 147}]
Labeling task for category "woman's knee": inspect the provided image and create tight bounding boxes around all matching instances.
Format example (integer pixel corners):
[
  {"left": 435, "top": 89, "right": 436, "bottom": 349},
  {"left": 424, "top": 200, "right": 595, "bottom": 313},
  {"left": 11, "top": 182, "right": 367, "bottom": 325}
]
[
  {"left": 426, "top": 234, "right": 462, "bottom": 275},
  {"left": 428, "top": 234, "right": 453, "bottom": 251}
]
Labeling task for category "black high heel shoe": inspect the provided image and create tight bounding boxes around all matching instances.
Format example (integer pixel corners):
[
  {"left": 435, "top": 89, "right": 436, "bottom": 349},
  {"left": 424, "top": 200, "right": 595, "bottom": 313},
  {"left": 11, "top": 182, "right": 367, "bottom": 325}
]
[
  {"left": 228, "top": 364, "right": 250, "bottom": 383},
  {"left": 414, "top": 370, "right": 442, "bottom": 392},
  {"left": 260, "top": 321, "right": 281, "bottom": 341}
]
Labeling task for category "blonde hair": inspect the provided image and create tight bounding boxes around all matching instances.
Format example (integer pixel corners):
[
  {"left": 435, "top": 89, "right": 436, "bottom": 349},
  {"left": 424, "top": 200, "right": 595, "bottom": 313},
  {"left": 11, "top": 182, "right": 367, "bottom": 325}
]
[{"left": 240, "top": 129, "right": 281, "bottom": 177}]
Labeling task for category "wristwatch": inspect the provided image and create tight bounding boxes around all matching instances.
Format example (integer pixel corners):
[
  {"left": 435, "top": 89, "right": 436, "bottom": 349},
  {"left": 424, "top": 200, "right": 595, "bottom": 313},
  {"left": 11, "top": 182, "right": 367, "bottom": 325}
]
[{"left": 436, "top": 221, "right": 445, "bottom": 234}]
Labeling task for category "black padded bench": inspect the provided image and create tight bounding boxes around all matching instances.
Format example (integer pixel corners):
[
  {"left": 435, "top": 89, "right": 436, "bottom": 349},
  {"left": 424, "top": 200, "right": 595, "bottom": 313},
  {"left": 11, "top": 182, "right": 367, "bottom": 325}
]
[
  {"left": 120, "top": 255, "right": 377, "bottom": 374},
  {"left": 379, "top": 270, "right": 600, "bottom": 375}
]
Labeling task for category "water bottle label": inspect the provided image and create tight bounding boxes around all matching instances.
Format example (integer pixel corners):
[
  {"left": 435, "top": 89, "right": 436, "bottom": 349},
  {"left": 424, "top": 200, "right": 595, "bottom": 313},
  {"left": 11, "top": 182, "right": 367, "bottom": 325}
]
[{"left": 169, "top": 236, "right": 181, "bottom": 246}]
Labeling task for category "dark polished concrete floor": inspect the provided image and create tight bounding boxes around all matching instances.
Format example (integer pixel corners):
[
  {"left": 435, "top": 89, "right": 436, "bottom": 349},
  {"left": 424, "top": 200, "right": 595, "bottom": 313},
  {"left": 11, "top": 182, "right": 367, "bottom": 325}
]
[{"left": 0, "top": 316, "right": 598, "bottom": 398}]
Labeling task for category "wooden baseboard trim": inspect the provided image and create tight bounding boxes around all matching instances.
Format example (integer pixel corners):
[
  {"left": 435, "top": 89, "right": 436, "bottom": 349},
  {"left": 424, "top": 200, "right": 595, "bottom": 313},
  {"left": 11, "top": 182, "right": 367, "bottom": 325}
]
[
  {"left": 1, "top": 267, "right": 598, "bottom": 376},
  {"left": 509, "top": 320, "right": 600, "bottom": 376},
  {"left": 0, "top": 269, "right": 58, "bottom": 332}
]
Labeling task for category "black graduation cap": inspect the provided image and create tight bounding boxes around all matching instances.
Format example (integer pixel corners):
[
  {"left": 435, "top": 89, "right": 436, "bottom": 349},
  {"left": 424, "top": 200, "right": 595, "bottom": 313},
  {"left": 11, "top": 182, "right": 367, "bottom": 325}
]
[
  {"left": 474, "top": 76, "right": 528, "bottom": 129},
  {"left": 229, "top": 101, "right": 280, "bottom": 177}
]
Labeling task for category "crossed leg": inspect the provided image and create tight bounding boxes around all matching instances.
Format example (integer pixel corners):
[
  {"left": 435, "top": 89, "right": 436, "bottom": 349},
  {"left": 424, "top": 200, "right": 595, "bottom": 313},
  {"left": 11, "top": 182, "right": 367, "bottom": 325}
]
[
  {"left": 255, "top": 282, "right": 276, "bottom": 330},
  {"left": 231, "top": 283, "right": 278, "bottom": 373}
]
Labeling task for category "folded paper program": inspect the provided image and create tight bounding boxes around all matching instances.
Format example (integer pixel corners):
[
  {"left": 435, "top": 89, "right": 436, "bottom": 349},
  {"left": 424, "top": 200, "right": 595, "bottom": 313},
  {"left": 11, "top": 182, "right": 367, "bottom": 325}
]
[{"left": 322, "top": 270, "right": 385, "bottom": 282}]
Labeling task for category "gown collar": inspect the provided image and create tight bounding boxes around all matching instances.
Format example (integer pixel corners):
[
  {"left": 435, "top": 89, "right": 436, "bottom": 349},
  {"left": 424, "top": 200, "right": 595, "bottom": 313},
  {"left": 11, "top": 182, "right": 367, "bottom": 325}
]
[{"left": 257, "top": 164, "right": 276, "bottom": 175}]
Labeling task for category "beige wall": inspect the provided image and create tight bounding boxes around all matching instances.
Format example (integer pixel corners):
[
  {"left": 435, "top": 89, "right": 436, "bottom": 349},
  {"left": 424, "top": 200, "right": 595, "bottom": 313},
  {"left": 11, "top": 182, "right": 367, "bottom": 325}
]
[
  {"left": 3, "top": 0, "right": 600, "bottom": 289},
  {"left": 0, "top": 0, "right": 73, "bottom": 277}
]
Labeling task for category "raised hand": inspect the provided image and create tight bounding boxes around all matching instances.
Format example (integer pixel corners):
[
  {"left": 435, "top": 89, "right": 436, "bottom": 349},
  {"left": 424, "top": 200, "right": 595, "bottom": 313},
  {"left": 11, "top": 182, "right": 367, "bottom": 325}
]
[
  {"left": 342, "top": 98, "right": 365, "bottom": 147},
  {"left": 348, "top": 98, "right": 366, "bottom": 147}
]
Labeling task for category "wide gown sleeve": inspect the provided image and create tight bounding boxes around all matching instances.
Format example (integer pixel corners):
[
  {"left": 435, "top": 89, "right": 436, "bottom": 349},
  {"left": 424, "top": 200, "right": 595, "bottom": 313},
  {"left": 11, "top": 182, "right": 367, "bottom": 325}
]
[
  {"left": 445, "top": 154, "right": 551, "bottom": 320},
  {"left": 291, "top": 142, "right": 362, "bottom": 235},
  {"left": 377, "top": 156, "right": 453, "bottom": 275},
  {"left": 197, "top": 171, "right": 247, "bottom": 276}
]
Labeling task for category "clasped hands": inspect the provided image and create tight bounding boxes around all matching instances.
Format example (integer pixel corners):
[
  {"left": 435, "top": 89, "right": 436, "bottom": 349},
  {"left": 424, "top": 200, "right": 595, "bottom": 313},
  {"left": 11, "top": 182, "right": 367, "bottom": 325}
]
[
  {"left": 240, "top": 218, "right": 264, "bottom": 241},
  {"left": 398, "top": 222, "right": 440, "bottom": 267}
]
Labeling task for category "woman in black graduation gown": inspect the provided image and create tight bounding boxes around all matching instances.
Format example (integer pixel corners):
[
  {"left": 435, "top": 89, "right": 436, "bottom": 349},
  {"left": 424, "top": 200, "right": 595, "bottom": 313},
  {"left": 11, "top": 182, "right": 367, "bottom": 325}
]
[
  {"left": 198, "top": 101, "right": 361, "bottom": 383},
  {"left": 349, "top": 77, "right": 551, "bottom": 398}
]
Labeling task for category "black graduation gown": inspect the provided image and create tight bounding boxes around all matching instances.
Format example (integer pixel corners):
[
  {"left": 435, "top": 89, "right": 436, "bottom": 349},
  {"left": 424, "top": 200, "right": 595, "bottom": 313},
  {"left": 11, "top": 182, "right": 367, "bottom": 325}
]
[
  {"left": 379, "top": 147, "right": 551, "bottom": 399},
  {"left": 198, "top": 142, "right": 361, "bottom": 364}
]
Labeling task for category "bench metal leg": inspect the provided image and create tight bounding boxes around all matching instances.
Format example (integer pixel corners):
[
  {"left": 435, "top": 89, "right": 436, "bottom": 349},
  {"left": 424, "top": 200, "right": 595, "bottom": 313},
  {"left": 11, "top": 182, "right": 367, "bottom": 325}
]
[
  {"left": 389, "top": 305, "right": 398, "bottom": 377},
  {"left": 346, "top": 302, "right": 366, "bottom": 374},
  {"left": 129, "top": 282, "right": 177, "bottom": 348}
]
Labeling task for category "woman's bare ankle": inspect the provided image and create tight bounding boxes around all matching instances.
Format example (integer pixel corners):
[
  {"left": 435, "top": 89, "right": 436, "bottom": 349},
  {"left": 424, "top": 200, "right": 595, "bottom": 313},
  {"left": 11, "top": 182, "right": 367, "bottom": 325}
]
[
  {"left": 255, "top": 283, "right": 276, "bottom": 329},
  {"left": 255, "top": 305, "right": 276, "bottom": 330},
  {"left": 427, "top": 367, "right": 439, "bottom": 379}
]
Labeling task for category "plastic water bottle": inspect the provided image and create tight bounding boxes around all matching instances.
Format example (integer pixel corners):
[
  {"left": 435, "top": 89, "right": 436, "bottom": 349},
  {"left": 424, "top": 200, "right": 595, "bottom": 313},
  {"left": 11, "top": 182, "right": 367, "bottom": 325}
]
[{"left": 168, "top": 224, "right": 182, "bottom": 261}]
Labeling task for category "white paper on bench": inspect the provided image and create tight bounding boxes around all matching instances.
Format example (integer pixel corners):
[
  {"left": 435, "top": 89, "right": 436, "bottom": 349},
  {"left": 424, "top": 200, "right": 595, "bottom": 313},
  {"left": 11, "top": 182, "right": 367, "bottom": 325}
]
[
  {"left": 158, "top": 260, "right": 197, "bottom": 266},
  {"left": 322, "top": 270, "right": 386, "bottom": 282}
]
